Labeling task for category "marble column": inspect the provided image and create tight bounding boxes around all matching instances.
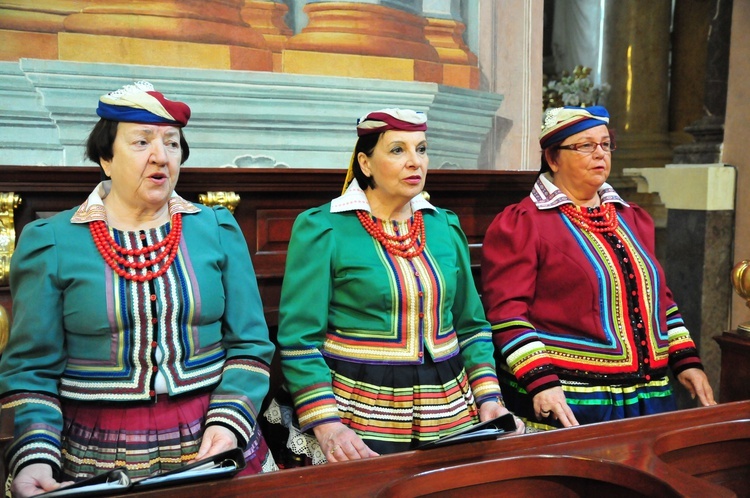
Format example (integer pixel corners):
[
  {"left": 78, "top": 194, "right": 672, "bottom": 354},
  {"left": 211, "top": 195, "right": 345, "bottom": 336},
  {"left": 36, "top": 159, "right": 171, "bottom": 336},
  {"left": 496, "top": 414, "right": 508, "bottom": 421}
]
[
  {"left": 660, "top": 0, "right": 734, "bottom": 403},
  {"left": 240, "top": 0, "right": 293, "bottom": 72},
  {"left": 61, "top": 0, "right": 273, "bottom": 70},
  {"left": 673, "top": 0, "right": 732, "bottom": 164},
  {"left": 422, "top": 0, "right": 479, "bottom": 89},
  {"left": 668, "top": 0, "right": 712, "bottom": 148},
  {"left": 606, "top": 1, "right": 734, "bottom": 405},
  {"left": 601, "top": 0, "right": 673, "bottom": 174},
  {"left": 0, "top": 0, "right": 90, "bottom": 60},
  {"left": 283, "top": 1, "right": 442, "bottom": 84}
]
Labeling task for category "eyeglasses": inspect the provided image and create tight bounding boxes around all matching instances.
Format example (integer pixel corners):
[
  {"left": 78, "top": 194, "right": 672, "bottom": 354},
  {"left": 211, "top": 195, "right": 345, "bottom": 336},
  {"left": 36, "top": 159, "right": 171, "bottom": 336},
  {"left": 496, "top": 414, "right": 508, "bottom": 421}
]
[{"left": 557, "top": 141, "right": 616, "bottom": 154}]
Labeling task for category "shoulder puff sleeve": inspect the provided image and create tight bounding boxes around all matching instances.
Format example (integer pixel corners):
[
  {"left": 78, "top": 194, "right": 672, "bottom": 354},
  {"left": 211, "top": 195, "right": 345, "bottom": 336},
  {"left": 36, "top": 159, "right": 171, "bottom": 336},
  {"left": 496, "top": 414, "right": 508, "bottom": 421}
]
[
  {"left": 480, "top": 202, "right": 561, "bottom": 396},
  {"left": 276, "top": 208, "right": 340, "bottom": 431},
  {"left": 205, "top": 206, "right": 276, "bottom": 448},
  {"left": 0, "top": 219, "right": 65, "bottom": 478},
  {"left": 628, "top": 204, "right": 704, "bottom": 375},
  {"left": 442, "top": 210, "right": 502, "bottom": 405}
]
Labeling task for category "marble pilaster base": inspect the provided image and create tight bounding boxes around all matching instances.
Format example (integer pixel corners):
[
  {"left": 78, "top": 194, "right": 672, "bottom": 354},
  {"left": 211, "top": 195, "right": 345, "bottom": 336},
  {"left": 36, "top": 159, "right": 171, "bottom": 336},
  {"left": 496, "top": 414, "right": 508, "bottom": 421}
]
[
  {"left": 0, "top": 0, "right": 89, "bottom": 32},
  {"left": 424, "top": 17, "right": 479, "bottom": 89},
  {"left": 0, "top": 61, "right": 63, "bottom": 165},
  {"left": 0, "top": 0, "right": 88, "bottom": 60},
  {"left": 0, "top": 59, "right": 503, "bottom": 170},
  {"left": 608, "top": 132, "right": 674, "bottom": 175},
  {"left": 57, "top": 32, "right": 273, "bottom": 71},
  {"left": 240, "top": 0, "right": 293, "bottom": 72},
  {"left": 284, "top": 2, "right": 442, "bottom": 84},
  {"left": 673, "top": 115, "right": 725, "bottom": 164}
]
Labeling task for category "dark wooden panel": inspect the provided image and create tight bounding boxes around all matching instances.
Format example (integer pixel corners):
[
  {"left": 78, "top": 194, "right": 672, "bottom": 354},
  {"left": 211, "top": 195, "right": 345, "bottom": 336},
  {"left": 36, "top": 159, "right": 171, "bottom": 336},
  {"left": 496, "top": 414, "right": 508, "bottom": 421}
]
[
  {"left": 0, "top": 408, "right": 12, "bottom": 486},
  {"left": 0, "top": 166, "right": 536, "bottom": 328},
  {"left": 715, "top": 331, "right": 750, "bottom": 402},
  {"left": 0, "top": 166, "right": 536, "bottom": 400},
  {"left": 256, "top": 209, "right": 299, "bottom": 255}
]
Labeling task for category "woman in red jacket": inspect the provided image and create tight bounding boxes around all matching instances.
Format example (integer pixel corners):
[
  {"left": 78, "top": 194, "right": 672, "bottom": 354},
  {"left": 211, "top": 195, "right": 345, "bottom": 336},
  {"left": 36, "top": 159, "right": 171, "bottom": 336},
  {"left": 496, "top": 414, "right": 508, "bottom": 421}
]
[{"left": 481, "top": 105, "right": 715, "bottom": 430}]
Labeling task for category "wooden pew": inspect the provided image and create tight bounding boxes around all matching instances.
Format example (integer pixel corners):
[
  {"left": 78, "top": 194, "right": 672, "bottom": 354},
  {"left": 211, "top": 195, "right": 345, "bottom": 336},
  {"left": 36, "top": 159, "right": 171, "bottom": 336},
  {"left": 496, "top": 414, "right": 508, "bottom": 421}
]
[
  {"left": 130, "top": 400, "right": 750, "bottom": 497},
  {"left": 1, "top": 167, "right": 749, "bottom": 496}
]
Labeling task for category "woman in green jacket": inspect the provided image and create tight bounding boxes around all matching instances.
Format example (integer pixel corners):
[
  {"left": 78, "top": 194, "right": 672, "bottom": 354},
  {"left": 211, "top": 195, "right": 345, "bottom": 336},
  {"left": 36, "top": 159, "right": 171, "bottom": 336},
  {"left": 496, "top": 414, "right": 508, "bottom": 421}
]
[{"left": 266, "top": 109, "right": 522, "bottom": 465}]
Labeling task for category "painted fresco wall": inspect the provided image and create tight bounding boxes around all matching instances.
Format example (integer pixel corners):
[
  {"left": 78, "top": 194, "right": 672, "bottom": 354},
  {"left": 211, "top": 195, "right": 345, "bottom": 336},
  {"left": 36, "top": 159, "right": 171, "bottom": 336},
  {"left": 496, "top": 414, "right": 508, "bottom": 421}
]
[{"left": 0, "top": 0, "right": 527, "bottom": 169}]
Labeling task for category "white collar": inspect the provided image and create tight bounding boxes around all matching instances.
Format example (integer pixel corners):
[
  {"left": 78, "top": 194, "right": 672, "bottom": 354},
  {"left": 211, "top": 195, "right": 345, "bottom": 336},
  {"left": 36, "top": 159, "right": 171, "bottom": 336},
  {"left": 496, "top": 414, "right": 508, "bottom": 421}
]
[
  {"left": 330, "top": 178, "right": 436, "bottom": 214},
  {"left": 530, "top": 173, "right": 629, "bottom": 210},
  {"left": 70, "top": 180, "right": 200, "bottom": 223}
]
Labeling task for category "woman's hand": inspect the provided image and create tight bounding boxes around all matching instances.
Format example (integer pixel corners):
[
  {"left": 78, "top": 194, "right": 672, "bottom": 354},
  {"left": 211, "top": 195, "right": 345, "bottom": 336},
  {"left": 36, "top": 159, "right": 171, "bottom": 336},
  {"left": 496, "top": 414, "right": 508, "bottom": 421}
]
[
  {"left": 533, "top": 386, "right": 579, "bottom": 427},
  {"left": 676, "top": 368, "right": 717, "bottom": 406},
  {"left": 313, "top": 421, "right": 379, "bottom": 463},
  {"left": 194, "top": 425, "right": 238, "bottom": 461},
  {"left": 10, "top": 463, "right": 63, "bottom": 498},
  {"left": 479, "top": 400, "right": 525, "bottom": 434}
]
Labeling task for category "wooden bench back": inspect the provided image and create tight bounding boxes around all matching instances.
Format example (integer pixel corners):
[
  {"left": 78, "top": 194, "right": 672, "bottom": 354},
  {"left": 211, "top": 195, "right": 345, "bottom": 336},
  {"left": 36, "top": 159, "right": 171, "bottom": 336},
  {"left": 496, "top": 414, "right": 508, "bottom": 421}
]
[{"left": 0, "top": 166, "right": 537, "bottom": 395}]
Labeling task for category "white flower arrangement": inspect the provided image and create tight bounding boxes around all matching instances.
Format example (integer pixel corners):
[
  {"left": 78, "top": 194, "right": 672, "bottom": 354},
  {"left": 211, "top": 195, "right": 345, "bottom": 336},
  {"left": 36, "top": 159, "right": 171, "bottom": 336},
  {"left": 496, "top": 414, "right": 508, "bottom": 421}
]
[{"left": 543, "top": 66, "right": 610, "bottom": 110}]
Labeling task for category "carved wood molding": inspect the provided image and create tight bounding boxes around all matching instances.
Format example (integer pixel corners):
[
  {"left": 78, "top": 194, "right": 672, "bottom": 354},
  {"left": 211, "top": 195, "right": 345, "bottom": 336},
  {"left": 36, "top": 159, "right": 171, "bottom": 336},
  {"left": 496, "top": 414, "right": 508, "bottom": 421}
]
[
  {"left": 198, "top": 191, "right": 241, "bottom": 214},
  {"left": 0, "top": 303, "right": 8, "bottom": 354},
  {"left": 0, "top": 191, "right": 19, "bottom": 353}
]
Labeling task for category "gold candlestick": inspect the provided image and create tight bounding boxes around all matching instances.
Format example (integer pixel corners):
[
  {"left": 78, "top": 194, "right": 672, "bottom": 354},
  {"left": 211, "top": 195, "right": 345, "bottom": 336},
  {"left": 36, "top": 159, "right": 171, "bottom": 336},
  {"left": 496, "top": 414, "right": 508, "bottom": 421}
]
[{"left": 731, "top": 260, "right": 750, "bottom": 336}]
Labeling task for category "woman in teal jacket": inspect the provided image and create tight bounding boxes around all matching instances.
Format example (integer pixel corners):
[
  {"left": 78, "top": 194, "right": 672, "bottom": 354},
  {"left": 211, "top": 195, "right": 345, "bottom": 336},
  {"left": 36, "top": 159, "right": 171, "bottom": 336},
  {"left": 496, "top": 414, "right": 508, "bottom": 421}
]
[{"left": 0, "top": 81, "right": 276, "bottom": 497}]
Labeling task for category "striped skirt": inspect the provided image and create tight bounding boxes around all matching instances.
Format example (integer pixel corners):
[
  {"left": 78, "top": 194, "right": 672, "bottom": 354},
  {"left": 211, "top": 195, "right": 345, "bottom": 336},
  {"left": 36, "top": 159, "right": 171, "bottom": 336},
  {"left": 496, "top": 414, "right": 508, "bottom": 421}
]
[
  {"left": 497, "top": 371, "right": 677, "bottom": 431},
  {"left": 60, "top": 392, "right": 277, "bottom": 481},
  {"left": 264, "top": 354, "right": 480, "bottom": 465}
]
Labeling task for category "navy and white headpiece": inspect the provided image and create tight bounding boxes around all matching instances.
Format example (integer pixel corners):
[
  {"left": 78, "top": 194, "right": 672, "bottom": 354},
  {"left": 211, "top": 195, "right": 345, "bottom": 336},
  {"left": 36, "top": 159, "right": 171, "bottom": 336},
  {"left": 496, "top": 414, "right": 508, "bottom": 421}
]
[
  {"left": 97, "top": 81, "right": 191, "bottom": 127},
  {"left": 539, "top": 105, "right": 609, "bottom": 149}
]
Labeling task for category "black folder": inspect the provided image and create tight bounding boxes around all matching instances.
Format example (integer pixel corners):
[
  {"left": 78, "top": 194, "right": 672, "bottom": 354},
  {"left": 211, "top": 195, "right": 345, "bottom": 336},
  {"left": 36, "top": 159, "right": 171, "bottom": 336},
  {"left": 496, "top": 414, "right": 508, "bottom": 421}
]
[
  {"left": 417, "top": 412, "right": 517, "bottom": 449},
  {"left": 38, "top": 447, "right": 246, "bottom": 497}
]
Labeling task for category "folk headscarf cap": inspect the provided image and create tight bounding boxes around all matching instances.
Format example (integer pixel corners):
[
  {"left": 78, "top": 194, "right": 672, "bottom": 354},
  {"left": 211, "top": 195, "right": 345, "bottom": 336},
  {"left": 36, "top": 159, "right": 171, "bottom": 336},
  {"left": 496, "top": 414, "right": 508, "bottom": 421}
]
[
  {"left": 97, "top": 81, "right": 191, "bottom": 127},
  {"left": 356, "top": 108, "right": 427, "bottom": 136},
  {"left": 539, "top": 105, "right": 609, "bottom": 149},
  {"left": 343, "top": 108, "right": 428, "bottom": 193}
]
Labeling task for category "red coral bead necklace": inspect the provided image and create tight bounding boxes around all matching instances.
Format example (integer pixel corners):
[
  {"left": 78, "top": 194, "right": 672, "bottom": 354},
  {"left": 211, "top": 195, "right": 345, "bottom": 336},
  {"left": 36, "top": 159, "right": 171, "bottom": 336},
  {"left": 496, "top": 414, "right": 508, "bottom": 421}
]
[
  {"left": 90, "top": 213, "right": 182, "bottom": 282},
  {"left": 559, "top": 202, "right": 618, "bottom": 233},
  {"left": 357, "top": 210, "right": 425, "bottom": 259}
]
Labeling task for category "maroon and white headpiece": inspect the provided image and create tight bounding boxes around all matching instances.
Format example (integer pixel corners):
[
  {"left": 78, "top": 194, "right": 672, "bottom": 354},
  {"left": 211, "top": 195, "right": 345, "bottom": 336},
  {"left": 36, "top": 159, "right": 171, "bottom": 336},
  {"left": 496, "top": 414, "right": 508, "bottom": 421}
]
[
  {"left": 343, "top": 108, "right": 428, "bottom": 193},
  {"left": 356, "top": 108, "right": 427, "bottom": 136}
]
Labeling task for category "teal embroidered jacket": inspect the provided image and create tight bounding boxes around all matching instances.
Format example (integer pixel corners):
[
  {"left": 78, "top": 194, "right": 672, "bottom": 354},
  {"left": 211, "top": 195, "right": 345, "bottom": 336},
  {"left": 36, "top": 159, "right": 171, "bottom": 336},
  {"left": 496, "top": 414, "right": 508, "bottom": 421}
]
[{"left": 0, "top": 201, "right": 274, "bottom": 477}]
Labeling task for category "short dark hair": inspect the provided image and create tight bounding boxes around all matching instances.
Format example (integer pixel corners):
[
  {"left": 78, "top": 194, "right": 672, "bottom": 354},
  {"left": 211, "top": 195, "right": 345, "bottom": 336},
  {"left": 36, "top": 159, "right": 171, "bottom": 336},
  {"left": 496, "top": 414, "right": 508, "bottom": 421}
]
[
  {"left": 352, "top": 133, "right": 381, "bottom": 190},
  {"left": 539, "top": 147, "right": 561, "bottom": 177},
  {"left": 85, "top": 119, "right": 190, "bottom": 167}
]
